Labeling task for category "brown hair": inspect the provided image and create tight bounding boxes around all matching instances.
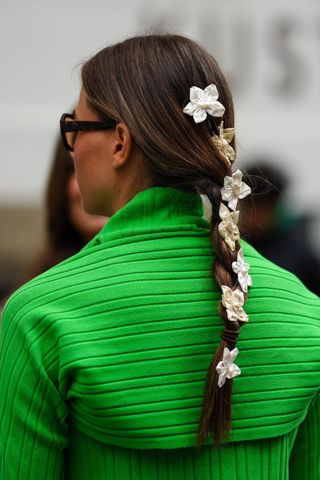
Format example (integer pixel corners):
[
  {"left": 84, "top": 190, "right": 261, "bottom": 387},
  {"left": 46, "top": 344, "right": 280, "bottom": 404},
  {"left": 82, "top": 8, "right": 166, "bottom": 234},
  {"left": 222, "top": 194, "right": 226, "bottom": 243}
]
[{"left": 81, "top": 33, "right": 248, "bottom": 447}]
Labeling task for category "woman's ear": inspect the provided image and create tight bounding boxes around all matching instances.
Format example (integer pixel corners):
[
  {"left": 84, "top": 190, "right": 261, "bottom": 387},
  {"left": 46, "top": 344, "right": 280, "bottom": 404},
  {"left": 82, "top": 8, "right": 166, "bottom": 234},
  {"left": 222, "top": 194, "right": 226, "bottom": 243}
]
[{"left": 111, "top": 122, "right": 134, "bottom": 169}]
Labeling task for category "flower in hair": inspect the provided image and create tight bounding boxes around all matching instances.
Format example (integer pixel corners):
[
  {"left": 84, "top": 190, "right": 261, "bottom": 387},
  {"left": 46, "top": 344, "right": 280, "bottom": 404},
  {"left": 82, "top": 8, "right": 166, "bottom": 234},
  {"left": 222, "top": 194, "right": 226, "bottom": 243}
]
[
  {"left": 232, "top": 249, "right": 252, "bottom": 293},
  {"left": 218, "top": 203, "right": 240, "bottom": 251},
  {"left": 221, "top": 285, "right": 249, "bottom": 323},
  {"left": 183, "top": 84, "right": 225, "bottom": 124},
  {"left": 221, "top": 169, "right": 251, "bottom": 211},
  {"left": 212, "top": 121, "right": 236, "bottom": 165},
  {"left": 216, "top": 347, "right": 241, "bottom": 388},
  {"left": 221, "top": 285, "right": 244, "bottom": 309}
]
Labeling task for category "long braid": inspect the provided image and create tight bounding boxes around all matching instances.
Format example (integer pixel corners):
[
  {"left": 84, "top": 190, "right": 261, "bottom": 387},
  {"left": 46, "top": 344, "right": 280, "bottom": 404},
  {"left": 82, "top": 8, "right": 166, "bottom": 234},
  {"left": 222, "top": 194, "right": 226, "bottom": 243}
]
[
  {"left": 196, "top": 157, "right": 251, "bottom": 447},
  {"left": 197, "top": 207, "right": 246, "bottom": 446}
]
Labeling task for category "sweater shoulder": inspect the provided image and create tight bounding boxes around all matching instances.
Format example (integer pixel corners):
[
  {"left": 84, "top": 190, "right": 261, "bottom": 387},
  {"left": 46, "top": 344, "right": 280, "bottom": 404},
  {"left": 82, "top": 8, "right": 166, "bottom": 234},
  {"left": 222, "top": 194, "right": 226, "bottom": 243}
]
[{"left": 1, "top": 249, "right": 87, "bottom": 330}]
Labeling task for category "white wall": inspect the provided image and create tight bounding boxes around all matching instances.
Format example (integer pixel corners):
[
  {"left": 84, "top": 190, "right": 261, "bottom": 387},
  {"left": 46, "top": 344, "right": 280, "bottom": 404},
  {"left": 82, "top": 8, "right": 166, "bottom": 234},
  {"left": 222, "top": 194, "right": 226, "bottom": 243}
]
[{"left": 1, "top": 0, "right": 320, "bottom": 216}]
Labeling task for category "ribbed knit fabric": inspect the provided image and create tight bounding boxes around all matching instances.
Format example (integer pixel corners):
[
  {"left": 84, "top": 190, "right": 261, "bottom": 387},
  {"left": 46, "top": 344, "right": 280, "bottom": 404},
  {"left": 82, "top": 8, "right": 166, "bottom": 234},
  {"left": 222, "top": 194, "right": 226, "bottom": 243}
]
[
  {"left": 64, "top": 424, "right": 299, "bottom": 479},
  {"left": 0, "top": 186, "right": 319, "bottom": 479}
]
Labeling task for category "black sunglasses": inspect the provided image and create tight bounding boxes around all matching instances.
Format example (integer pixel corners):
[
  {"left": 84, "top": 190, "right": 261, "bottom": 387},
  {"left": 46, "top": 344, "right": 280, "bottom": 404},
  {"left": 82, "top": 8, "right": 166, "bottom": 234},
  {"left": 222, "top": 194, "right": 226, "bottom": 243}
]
[{"left": 60, "top": 113, "right": 117, "bottom": 152}]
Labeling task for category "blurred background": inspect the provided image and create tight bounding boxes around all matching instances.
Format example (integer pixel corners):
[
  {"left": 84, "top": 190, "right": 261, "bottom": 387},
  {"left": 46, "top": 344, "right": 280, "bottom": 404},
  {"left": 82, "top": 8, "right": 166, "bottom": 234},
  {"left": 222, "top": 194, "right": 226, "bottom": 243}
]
[{"left": 1, "top": 0, "right": 320, "bottom": 299}]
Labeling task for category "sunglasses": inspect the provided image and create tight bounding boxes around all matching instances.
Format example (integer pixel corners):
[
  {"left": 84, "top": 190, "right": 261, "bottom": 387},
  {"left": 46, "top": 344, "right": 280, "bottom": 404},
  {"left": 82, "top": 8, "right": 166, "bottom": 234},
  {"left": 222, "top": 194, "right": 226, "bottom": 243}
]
[{"left": 60, "top": 113, "right": 117, "bottom": 152}]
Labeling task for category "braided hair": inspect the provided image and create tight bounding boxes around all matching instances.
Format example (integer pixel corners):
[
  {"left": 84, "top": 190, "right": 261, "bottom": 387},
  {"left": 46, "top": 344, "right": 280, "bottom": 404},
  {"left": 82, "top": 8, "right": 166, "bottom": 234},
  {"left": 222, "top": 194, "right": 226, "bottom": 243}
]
[{"left": 197, "top": 180, "right": 249, "bottom": 446}]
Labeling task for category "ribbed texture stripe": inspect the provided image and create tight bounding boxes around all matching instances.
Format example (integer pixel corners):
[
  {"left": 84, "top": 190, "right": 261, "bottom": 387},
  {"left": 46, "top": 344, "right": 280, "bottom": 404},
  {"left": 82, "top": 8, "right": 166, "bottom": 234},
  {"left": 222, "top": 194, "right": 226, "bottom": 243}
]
[
  {"left": 1, "top": 186, "right": 319, "bottom": 479},
  {"left": 65, "top": 425, "right": 297, "bottom": 479},
  {"left": 290, "top": 390, "right": 320, "bottom": 479}
]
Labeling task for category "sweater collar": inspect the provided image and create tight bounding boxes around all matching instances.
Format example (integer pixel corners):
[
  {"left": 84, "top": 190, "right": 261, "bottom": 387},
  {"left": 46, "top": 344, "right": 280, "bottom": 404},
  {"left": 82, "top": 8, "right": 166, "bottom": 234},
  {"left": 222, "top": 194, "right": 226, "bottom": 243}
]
[{"left": 88, "top": 186, "right": 209, "bottom": 247}]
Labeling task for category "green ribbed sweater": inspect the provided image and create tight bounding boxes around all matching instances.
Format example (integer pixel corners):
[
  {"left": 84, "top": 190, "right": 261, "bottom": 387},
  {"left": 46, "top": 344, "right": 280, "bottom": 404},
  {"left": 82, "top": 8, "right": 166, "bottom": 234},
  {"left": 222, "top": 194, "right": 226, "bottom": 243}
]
[{"left": 0, "top": 187, "right": 319, "bottom": 479}]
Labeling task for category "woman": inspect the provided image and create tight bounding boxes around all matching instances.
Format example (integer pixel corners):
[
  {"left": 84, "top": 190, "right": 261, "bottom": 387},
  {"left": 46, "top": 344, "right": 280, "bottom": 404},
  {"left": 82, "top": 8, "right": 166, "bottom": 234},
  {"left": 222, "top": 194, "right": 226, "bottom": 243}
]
[{"left": 1, "top": 34, "right": 319, "bottom": 479}]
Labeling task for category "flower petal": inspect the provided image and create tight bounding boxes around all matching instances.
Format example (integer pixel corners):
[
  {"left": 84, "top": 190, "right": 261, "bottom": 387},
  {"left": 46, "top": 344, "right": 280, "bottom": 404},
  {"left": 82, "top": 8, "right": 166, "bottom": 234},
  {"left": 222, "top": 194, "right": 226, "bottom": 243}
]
[
  {"left": 233, "top": 288, "right": 244, "bottom": 305},
  {"left": 222, "top": 347, "right": 231, "bottom": 361},
  {"left": 226, "top": 308, "right": 239, "bottom": 322},
  {"left": 239, "top": 182, "right": 251, "bottom": 199},
  {"left": 231, "top": 211, "right": 240, "bottom": 224},
  {"left": 239, "top": 273, "right": 253, "bottom": 293},
  {"left": 223, "top": 128, "right": 235, "bottom": 143},
  {"left": 235, "top": 305, "right": 249, "bottom": 322},
  {"left": 232, "top": 260, "right": 241, "bottom": 274},
  {"left": 203, "top": 84, "right": 219, "bottom": 100},
  {"left": 182, "top": 101, "right": 197, "bottom": 116},
  {"left": 221, "top": 285, "right": 232, "bottom": 308},
  {"left": 238, "top": 275, "right": 249, "bottom": 292},
  {"left": 223, "top": 175, "right": 233, "bottom": 189},
  {"left": 225, "top": 236, "right": 236, "bottom": 251},
  {"left": 217, "top": 369, "right": 227, "bottom": 388},
  {"left": 216, "top": 361, "right": 226, "bottom": 375},
  {"left": 226, "top": 145, "right": 236, "bottom": 163},
  {"left": 227, "top": 364, "right": 241, "bottom": 379},
  {"left": 221, "top": 187, "right": 233, "bottom": 202},
  {"left": 189, "top": 86, "right": 204, "bottom": 103},
  {"left": 193, "top": 107, "right": 207, "bottom": 123},
  {"left": 232, "top": 169, "right": 243, "bottom": 185},
  {"left": 229, "top": 347, "right": 239, "bottom": 363},
  {"left": 228, "top": 196, "right": 238, "bottom": 212},
  {"left": 219, "top": 203, "right": 230, "bottom": 220},
  {"left": 237, "top": 248, "right": 244, "bottom": 262},
  {"left": 221, "top": 285, "right": 232, "bottom": 297},
  {"left": 206, "top": 102, "right": 225, "bottom": 118}
]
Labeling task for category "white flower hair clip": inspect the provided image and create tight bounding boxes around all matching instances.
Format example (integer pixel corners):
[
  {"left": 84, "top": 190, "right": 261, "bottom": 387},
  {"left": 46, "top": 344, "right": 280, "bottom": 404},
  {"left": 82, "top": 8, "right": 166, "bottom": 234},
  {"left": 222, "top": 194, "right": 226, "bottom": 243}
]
[
  {"left": 218, "top": 203, "right": 240, "bottom": 251},
  {"left": 221, "top": 169, "right": 251, "bottom": 212},
  {"left": 232, "top": 249, "right": 252, "bottom": 293},
  {"left": 216, "top": 347, "right": 241, "bottom": 388},
  {"left": 212, "top": 121, "right": 236, "bottom": 165},
  {"left": 221, "top": 285, "right": 249, "bottom": 323},
  {"left": 183, "top": 84, "right": 225, "bottom": 124}
]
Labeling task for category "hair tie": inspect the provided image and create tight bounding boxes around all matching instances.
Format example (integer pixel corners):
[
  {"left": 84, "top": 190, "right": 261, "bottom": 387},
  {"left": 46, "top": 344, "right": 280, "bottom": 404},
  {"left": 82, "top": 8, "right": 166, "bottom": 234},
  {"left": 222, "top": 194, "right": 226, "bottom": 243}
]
[{"left": 221, "top": 328, "right": 240, "bottom": 345}]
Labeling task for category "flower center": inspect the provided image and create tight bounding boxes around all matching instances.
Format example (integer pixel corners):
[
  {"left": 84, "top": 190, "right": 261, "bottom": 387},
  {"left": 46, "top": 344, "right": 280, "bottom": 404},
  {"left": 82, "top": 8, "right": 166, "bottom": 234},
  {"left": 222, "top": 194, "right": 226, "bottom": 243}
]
[{"left": 226, "top": 222, "right": 234, "bottom": 234}]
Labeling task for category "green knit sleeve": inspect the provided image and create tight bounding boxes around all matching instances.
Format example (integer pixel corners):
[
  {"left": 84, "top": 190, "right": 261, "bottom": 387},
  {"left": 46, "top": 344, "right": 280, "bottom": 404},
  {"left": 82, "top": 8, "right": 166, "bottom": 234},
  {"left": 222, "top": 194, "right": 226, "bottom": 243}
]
[
  {"left": 289, "top": 390, "right": 320, "bottom": 480},
  {"left": 0, "top": 297, "right": 69, "bottom": 479}
]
